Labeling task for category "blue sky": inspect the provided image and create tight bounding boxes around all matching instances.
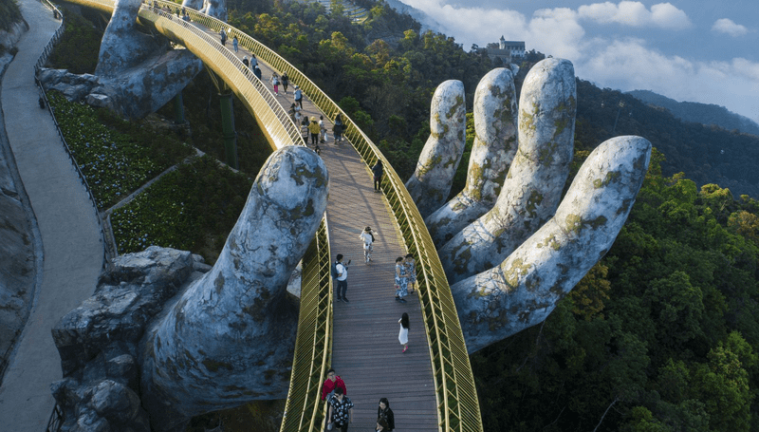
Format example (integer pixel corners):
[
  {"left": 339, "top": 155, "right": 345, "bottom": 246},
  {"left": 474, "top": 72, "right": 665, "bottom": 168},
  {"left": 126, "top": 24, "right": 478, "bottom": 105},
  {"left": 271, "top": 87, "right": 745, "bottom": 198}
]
[{"left": 395, "top": 0, "right": 759, "bottom": 124}]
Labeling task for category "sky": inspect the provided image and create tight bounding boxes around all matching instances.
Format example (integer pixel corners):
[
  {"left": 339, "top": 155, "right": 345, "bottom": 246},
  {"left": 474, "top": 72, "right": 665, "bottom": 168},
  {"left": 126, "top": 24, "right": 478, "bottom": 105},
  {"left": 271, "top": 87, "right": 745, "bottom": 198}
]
[{"left": 393, "top": 0, "right": 759, "bottom": 124}]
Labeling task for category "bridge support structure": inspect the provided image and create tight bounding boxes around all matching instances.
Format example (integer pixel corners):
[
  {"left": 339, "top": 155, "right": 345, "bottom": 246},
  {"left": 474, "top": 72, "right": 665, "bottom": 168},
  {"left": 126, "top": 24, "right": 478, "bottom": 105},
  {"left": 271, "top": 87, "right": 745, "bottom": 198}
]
[{"left": 219, "top": 92, "right": 238, "bottom": 169}]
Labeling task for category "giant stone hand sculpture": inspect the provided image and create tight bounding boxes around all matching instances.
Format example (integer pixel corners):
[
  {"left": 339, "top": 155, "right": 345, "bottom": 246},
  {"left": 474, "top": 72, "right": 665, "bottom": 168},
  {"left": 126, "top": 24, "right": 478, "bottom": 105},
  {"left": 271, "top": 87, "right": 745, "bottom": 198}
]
[
  {"left": 181, "top": 0, "right": 227, "bottom": 21},
  {"left": 408, "top": 58, "right": 651, "bottom": 352},
  {"left": 51, "top": 59, "right": 649, "bottom": 431}
]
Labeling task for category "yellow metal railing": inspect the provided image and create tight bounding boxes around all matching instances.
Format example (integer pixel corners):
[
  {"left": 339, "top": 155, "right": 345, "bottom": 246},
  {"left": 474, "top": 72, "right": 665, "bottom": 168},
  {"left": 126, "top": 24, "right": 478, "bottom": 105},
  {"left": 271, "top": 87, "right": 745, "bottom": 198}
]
[
  {"left": 56, "top": 1, "right": 482, "bottom": 430},
  {"left": 174, "top": 6, "right": 485, "bottom": 432},
  {"left": 279, "top": 219, "right": 333, "bottom": 432}
]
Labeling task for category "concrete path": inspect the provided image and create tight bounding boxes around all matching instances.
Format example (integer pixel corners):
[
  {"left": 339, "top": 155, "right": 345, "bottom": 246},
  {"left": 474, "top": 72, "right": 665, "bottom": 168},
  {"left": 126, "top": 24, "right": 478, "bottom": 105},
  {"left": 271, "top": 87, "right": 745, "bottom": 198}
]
[{"left": 0, "top": 0, "right": 105, "bottom": 430}]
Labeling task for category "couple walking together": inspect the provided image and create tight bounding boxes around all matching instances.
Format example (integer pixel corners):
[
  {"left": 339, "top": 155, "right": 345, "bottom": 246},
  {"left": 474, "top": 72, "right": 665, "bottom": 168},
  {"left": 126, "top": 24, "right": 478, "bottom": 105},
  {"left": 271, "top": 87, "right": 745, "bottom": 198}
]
[{"left": 321, "top": 370, "right": 396, "bottom": 431}]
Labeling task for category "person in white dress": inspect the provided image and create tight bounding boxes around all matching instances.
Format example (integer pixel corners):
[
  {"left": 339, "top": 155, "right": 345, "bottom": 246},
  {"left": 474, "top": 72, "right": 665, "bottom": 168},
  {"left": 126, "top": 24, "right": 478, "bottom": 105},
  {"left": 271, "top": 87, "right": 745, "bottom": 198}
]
[
  {"left": 359, "top": 226, "right": 375, "bottom": 263},
  {"left": 398, "top": 312, "right": 409, "bottom": 353}
]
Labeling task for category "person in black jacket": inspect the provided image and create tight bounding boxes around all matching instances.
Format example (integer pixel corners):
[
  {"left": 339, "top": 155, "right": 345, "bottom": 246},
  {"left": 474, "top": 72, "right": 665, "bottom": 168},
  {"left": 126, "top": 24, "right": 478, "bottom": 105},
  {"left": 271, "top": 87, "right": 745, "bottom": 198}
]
[
  {"left": 378, "top": 398, "right": 395, "bottom": 431},
  {"left": 371, "top": 160, "right": 383, "bottom": 192}
]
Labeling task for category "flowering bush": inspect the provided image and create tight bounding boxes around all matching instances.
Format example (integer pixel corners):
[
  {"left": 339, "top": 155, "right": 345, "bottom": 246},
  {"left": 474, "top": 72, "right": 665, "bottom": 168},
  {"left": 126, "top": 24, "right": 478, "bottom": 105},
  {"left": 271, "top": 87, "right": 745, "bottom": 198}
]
[
  {"left": 48, "top": 91, "right": 193, "bottom": 209},
  {"left": 111, "top": 156, "right": 252, "bottom": 264}
]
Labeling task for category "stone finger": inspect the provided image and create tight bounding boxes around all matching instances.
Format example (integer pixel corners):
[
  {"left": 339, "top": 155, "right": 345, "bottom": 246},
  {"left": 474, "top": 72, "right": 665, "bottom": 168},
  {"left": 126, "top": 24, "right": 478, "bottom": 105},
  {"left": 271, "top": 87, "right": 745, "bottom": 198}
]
[
  {"left": 425, "top": 68, "right": 518, "bottom": 247},
  {"left": 405, "top": 80, "right": 466, "bottom": 218},
  {"left": 452, "top": 136, "right": 651, "bottom": 353},
  {"left": 438, "top": 58, "right": 577, "bottom": 284},
  {"left": 140, "top": 146, "right": 329, "bottom": 429}
]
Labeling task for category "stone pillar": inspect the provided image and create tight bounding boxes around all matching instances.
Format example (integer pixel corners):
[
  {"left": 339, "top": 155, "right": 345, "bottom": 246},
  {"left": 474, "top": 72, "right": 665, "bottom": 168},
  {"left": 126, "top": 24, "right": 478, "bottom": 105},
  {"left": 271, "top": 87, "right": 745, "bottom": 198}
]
[
  {"left": 173, "top": 91, "right": 185, "bottom": 124},
  {"left": 219, "top": 93, "right": 238, "bottom": 170}
]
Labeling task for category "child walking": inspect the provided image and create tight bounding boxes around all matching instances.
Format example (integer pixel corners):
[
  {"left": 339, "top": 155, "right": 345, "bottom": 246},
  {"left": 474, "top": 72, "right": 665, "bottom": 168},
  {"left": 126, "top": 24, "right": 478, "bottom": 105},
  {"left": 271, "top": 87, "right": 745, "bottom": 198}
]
[{"left": 398, "top": 312, "right": 409, "bottom": 353}]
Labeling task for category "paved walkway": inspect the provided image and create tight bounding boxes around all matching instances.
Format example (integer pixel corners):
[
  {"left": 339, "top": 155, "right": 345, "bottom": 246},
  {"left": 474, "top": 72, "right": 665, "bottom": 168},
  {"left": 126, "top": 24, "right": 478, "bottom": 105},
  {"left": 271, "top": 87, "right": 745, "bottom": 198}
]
[
  {"left": 197, "top": 20, "right": 439, "bottom": 431},
  {"left": 0, "top": 0, "right": 105, "bottom": 429}
]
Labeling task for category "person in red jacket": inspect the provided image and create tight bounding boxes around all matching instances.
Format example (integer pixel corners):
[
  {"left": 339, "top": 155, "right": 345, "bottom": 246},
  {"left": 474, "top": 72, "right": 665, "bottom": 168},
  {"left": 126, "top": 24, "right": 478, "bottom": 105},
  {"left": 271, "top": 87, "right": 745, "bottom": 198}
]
[{"left": 321, "top": 368, "right": 347, "bottom": 401}]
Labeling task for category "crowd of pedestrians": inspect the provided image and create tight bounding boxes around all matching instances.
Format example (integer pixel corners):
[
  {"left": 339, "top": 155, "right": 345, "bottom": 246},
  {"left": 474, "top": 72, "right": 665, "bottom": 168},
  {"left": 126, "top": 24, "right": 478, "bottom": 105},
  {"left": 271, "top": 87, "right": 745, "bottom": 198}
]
[{"left": 321, "top": 369, "right": 397, "bottom": 431}]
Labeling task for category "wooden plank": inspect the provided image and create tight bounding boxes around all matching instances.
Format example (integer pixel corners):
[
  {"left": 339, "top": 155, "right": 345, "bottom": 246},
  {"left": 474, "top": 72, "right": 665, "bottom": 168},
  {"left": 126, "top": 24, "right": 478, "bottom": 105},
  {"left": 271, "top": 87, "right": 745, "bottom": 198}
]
[{"left": 191, "top": 28, "right": 440, "bottom": 430}]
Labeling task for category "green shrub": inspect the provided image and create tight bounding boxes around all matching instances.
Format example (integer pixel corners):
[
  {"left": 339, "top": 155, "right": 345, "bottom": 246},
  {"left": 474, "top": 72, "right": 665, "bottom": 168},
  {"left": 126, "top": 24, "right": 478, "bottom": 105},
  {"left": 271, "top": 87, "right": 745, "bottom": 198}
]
[
  {"left": 0, "top": 0, "right": 22, "bottom": 34},
  {"left": 47, "top": 7, "right": 101, "bottom": 74},
  {"left": 48, "top": 91, "right": 193, "bottom": 209},
  {"left": 111, "top": 156, "right": 253, "bottom": 263}
]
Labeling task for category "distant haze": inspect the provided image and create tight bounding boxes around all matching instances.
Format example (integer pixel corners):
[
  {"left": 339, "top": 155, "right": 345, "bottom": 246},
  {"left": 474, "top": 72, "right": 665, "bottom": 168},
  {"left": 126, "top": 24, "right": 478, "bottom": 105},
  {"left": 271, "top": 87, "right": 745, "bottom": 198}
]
[{"left": 392, "top": 0, "right": 759, "bottom": 126}]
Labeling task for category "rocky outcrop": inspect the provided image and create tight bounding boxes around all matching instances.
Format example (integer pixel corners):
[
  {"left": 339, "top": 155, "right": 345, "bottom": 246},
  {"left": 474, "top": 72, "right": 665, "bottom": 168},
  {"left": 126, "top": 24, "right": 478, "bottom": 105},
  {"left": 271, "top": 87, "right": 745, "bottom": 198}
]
[
  {"left": 51, "top": 247, "right": 209, "bottom": 432},
  {"left": 38, "top": 0, "right": 203, "bottom": 119},
  {"left": 141, "top": 146, "right": 328, "bottom": 431},
  {"left": 0, "top": 19, "right": 28, "bottom": 54},
  {"left": 181, "top": 0, "right": 227, "bottom": 22},
  {"left": 0, "top": 35, "right": 38, "bottom": 385}
]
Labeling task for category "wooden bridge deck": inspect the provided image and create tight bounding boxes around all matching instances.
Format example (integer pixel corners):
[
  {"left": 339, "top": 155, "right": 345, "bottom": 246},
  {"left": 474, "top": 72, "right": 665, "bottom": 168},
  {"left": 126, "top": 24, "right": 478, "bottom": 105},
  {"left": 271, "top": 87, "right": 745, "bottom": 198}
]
[{"left": 194, "top": 25, "right": 440, "bottom": 431}]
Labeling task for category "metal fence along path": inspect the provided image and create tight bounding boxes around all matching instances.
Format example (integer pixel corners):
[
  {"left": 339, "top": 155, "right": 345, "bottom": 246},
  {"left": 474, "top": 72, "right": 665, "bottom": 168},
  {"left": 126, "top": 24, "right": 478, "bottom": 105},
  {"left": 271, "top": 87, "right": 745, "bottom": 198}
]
[{"left": 51, "top": 1, "right": 484, "bottom": 431}]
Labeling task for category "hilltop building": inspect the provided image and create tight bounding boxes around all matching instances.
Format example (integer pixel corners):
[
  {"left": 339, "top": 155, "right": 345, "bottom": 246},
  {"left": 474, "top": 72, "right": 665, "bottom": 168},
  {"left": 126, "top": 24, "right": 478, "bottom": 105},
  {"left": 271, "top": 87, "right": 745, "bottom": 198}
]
[{"left": 482, "top": 37, "right": 525, "bottom": 63}]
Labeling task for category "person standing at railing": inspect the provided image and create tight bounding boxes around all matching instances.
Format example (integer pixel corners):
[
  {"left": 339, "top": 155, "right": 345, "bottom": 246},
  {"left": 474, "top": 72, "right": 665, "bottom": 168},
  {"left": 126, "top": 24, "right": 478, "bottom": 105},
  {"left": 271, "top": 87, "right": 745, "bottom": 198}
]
[
  {"left": 404, "top": 253, "right": 416, "bottom": 295},
  {"left": 334, "top": 113, "right": 344, "bottom": 143},
  {"left": 232, "top": 35, "right": 239, "bottom": 53},
  {"left": 250, "top": 54, "right": 258, "bottom": 68},
  {"left": 281, "top": 72, "right": 290, "bottom": 94},
  {"left": 220, "top": 28, "right": 227, "bottom": 46},
  {"left": 253, "top": 64, "right": 262, "bottom": 80}
]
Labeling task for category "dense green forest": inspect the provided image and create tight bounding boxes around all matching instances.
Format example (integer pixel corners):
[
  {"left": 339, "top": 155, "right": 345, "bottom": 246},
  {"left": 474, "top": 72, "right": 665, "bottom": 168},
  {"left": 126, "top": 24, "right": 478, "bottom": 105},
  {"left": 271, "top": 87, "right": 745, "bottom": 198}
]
[
  {"left": 223, "top": 1, "right": 759, "bottom": 430},
  {"left": 48, "top": 0, "right": 759, "bottom": 430},
  {"left": 629, "top": 89, "right": 759, "bottom": 137}
]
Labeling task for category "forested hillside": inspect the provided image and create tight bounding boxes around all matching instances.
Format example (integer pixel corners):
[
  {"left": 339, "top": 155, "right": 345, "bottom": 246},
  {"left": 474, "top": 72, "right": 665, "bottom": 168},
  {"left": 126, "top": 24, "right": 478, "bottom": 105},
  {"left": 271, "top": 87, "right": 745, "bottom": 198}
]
[
  {"left": 224, "top": 1, "right": 759, "bottom": 430},
  {"left": 48, "top": 0, "right": 759, "bottom": 430},
  {"left": 629, "top": 89, "right": 759, "bottom": 137}
]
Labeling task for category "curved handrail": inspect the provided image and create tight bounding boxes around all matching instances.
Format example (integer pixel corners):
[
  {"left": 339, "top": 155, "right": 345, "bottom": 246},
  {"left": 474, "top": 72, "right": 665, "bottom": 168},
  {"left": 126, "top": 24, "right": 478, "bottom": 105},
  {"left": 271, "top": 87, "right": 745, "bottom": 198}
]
[
  {"left": 170, "top": 4, "right": 484, "bottom": 432},
  {"left": 280, "top": 218, "right": 333, "bottom": 432},
  {"left": 53, "top": 1, "right": 483, "bottom": 430}
]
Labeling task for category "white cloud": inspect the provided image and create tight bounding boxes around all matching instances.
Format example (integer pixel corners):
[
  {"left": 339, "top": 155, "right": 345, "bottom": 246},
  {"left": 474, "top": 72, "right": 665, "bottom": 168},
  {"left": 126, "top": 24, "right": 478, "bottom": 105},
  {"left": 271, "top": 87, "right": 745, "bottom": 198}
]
[
  {"left": 576, "top": 39, "right": 759, "bottom": 122},
  {"left": 577, "top": 1, "right": 691, "bottom": 29},
  {"left": 712, "top": 18, "right": 749, "bottom": 37},
  {"left": 394, "top": 0, "right": 758, "bottom": 121}
]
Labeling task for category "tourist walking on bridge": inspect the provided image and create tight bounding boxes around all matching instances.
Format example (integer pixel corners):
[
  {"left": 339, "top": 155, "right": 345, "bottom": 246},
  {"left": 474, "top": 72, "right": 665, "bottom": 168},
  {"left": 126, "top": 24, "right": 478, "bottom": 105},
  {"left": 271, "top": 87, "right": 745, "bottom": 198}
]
[
  {"left": 294, "top": 85, "right": 303, "bottom": 109},
  {"left": 359, "top": 226, "right": 375, "bottom": 263},
  {"left": 219, "top": 28, "right": 227, "bottom": 46},
  {"left": 334, "top": 254, "right": 350, "bottom": 302},
  {"left": 327, "top": 387, "right": 353, "bottom": 432},
  {"left": 271, "top": 73, "right": 280, "bottom": 96},
  {"left": 308, "top": 117, "right": 321, "bottom": 147},
  {"left": 232, "top": 35, "right": 239, "bottom": 52},
  {"left": 253, "top": 64, "right": 262, "bottom": 80},
  {"left": 321, "top": 368, "right": 348, "bottom": 401},
  {"left": 377, "top": 398, "right": 395, "bottom": 431},
  {"left": 281, "top": 72, "right": 290, "bottom": 94},
  {"left": 372, "top": 160, "right": 383, "bottom": 192},
  {"left": 404, "top": 253, "right": 416, "bottom": 294},
  {"left": 399, "top": 312, "right": 410, "bottom": 352},
  {"left": 394, "top": 257, "right": 408, "bottom": 303}
]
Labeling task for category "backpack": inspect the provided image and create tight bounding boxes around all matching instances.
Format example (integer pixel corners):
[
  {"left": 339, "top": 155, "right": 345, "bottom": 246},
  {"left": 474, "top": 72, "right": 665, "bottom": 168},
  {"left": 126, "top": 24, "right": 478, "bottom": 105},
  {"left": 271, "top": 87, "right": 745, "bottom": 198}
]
[{"left": 330, "top": 262, "right": 339, "bottom": 279}]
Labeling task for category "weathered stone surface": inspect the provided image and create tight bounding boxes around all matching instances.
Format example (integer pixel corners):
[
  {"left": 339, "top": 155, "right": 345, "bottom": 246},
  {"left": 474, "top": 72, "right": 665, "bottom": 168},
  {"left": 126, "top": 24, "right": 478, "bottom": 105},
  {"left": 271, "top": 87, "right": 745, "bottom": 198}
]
[
  {"left": 50, "top": 248, "right": 209, "bottom": 432},
  {"left": 140, "top": 146, "right": 328, "bottom": 431},
  {"left": 0, "top": 19, "right": 28, "bottom": 53},
  {"left": 425, "top": 68, "right": 518, "bottom": 246},
  {"left": 405, "top": 80, "right": 466, "bottom": 218},
  {"left": 437, "top": 58, "right": 577, "bottom": 284},
  {"left": 86, "top": 93, "right": 111, "bottom": 108},
  {"left": 452, "top": 136, "right": 651, "bottom": 352},
  {"left": 53, "top": 247, "right": 193, "bottom": 376},
  {"left": 181, "top": 0, "right": 227, "bottom": 21},
  {"left": 0, "top": 56, "right": 37, "bottom": 384}
]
